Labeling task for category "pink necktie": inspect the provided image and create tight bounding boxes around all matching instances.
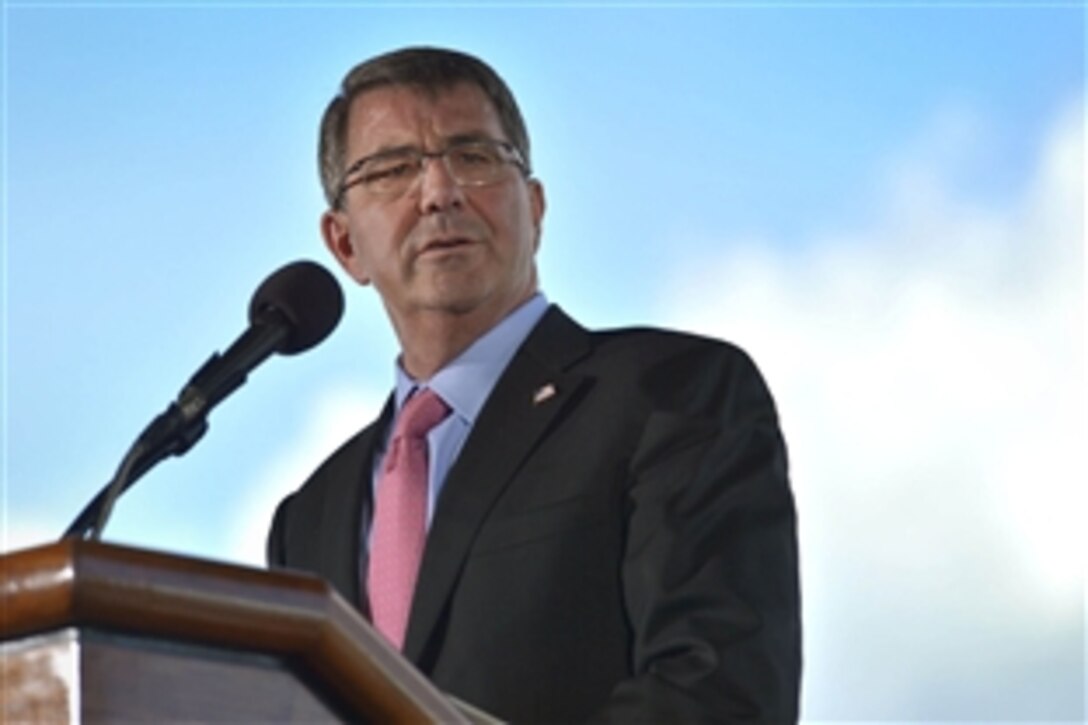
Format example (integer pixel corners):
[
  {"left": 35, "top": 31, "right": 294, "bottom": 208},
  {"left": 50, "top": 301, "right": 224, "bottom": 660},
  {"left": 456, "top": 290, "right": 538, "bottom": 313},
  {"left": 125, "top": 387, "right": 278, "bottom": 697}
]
[{"left": 367, "top": 388, "right": 450, "bottom": 649}]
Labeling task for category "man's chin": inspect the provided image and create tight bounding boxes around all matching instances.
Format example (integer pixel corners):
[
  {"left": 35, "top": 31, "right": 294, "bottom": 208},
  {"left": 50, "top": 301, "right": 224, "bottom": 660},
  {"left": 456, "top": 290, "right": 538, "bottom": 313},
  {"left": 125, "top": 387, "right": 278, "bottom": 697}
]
[
  {"left": 413, "top": 285, "right": 530, "bottom": 323},
  {"left": 410, "top": 287, "right": 488, "bottom": 316}
]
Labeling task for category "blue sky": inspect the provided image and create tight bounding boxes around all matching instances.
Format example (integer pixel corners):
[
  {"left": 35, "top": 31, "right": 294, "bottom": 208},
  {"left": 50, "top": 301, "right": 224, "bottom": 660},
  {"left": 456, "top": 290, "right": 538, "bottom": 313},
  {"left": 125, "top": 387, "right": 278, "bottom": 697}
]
[{"left": 3, "top": 2, "right": 1084, "bottom": 720}]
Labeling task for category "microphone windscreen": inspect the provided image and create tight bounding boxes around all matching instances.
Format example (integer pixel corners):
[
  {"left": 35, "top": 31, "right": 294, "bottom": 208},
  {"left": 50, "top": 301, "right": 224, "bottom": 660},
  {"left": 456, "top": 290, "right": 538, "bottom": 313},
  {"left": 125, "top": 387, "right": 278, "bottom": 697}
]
[{"left": 249, "top": 260, "right": 345, "bottom": 354}]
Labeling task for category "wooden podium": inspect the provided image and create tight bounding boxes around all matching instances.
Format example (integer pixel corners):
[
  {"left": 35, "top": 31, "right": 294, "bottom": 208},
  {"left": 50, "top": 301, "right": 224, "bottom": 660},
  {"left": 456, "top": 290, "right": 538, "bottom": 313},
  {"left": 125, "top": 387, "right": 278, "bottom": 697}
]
[{"left": 0, "top": 539, "right": 473, "bottom": 723}]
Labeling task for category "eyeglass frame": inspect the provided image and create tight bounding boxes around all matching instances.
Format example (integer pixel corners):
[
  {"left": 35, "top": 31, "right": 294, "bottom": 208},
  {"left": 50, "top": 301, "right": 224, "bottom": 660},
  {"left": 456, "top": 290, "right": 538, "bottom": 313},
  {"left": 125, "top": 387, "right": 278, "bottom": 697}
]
[{"left": 332, "top": 136, "right": 530, "bottom": 208}]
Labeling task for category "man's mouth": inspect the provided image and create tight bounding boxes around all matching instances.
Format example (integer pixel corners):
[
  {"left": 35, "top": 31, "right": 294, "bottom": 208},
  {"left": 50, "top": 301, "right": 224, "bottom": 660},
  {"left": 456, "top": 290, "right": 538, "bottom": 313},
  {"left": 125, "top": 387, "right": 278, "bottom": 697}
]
[{"left": 419, "top": 237, "right": 472, "bottom": 254}]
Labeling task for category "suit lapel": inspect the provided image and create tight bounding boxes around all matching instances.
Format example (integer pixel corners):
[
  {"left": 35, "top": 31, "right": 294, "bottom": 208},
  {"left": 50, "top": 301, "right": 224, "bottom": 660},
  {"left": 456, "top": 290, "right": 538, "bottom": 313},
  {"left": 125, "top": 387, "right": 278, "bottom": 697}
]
[
  {"left": 326, "top": 396, "right": 393, "bottom": 606},
  {"left": 402, "top": 307, "right": 593, "bottom": 662}
]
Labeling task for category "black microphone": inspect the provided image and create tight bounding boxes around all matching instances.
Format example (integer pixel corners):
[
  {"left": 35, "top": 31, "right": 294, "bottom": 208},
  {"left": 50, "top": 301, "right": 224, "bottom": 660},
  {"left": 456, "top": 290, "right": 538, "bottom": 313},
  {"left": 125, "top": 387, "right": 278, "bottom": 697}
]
[
  {"left": 168, "top": 259, "right": 345, "bottom": 438},
  {"left": 64, "top": 260, "right": 344, "bottom": 540}
]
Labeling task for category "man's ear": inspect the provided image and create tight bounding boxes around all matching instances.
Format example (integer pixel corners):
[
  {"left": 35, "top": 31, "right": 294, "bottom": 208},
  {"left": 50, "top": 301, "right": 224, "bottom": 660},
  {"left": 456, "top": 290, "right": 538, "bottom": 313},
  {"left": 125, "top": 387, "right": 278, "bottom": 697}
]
[
  {"left": 320, "top": 209, "right": 371, "bottom": 285},
  {"left": 528, "top": 178, "right": 546, "bottom": 251}
]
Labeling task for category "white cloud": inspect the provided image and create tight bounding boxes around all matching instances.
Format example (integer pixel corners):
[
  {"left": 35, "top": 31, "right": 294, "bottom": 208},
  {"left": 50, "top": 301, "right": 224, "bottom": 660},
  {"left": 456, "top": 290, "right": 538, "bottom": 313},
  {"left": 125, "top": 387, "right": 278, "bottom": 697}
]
[
  {"left": 658, "top": 98, "right": 1085, "bottom": 720},
  {"left": 227, "top": 383, "right": 386, "bottom": 567}
]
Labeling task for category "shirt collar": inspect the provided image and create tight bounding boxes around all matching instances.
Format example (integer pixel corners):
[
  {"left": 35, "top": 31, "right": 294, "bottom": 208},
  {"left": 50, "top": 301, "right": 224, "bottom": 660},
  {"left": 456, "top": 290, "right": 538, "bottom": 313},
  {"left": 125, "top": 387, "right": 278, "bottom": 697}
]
[{"left": 393, "top": 293, "right": 549, "bottom": 423}]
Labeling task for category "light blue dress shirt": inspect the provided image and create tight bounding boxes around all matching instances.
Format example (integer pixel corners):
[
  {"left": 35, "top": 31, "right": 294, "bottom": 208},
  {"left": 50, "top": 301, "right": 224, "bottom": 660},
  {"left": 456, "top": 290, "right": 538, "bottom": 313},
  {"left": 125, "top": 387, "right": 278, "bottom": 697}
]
[{"left": 370, "top": 294, "right": 549, "bottom": 534}]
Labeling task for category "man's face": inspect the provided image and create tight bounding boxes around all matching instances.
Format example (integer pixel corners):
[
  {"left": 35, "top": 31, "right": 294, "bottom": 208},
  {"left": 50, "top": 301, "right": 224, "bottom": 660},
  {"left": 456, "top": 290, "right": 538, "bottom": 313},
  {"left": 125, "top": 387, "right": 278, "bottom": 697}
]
[{"left": 321, "top": 82, "right": 545, "bottom": 334}]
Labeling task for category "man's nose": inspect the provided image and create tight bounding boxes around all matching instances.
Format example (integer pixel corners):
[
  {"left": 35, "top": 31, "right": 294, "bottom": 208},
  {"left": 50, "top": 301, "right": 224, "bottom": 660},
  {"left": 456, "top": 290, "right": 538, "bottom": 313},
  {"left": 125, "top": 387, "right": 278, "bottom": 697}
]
[{"left": 417, "top": 154, "right": 465, "bottom": 213}]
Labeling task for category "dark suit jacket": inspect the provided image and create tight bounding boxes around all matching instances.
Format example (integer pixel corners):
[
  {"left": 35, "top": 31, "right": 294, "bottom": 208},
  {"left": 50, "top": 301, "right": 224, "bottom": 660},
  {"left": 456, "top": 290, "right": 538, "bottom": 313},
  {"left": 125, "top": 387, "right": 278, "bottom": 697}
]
[{"left": 268, "top": 306, "right": 801, "bottom": 722}]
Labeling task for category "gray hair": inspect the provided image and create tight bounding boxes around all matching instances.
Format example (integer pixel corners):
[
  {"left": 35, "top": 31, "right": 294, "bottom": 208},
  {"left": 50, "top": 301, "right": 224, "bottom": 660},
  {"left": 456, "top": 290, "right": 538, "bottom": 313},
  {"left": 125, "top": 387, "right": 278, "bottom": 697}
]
[{"left": 318, "top": 47, "right": 532, "bottom": 208}]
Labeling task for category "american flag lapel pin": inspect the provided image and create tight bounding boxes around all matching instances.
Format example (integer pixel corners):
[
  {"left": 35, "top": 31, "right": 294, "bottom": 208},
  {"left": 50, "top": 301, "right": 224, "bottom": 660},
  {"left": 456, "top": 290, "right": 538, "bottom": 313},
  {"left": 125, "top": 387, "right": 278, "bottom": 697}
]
[{"left": 532, "top": 383, "right": 557, "bottom": 405}]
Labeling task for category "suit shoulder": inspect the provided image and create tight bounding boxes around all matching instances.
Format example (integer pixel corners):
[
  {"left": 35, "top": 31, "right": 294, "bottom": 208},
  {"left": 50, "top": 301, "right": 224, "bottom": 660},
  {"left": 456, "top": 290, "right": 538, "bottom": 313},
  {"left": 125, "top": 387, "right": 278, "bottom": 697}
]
[
  {"left": 590, "top": 324, "right": 763, "bottom": 381},
  {"left": 588, "top": 325, "right": 776, "bottom": 419},
  {"left": 266, "top": 418, "right": 380, "bottom": 570},
  {"left": 270, "top": 415, "right": 381, "bottom": 543},
  {"left": 593, "top": 324, "right": 749, "bottom": 356},
  {"left": 290, "top": 421, "right": 377, "bottom": 503}
]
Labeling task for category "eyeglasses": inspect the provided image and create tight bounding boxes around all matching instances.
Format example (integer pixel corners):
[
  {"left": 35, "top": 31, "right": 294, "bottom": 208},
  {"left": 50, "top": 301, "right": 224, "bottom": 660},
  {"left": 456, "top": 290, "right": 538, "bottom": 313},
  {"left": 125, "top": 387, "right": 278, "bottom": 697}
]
[{"left": 335, "top": 138, "right": 528, "bottom": 206}]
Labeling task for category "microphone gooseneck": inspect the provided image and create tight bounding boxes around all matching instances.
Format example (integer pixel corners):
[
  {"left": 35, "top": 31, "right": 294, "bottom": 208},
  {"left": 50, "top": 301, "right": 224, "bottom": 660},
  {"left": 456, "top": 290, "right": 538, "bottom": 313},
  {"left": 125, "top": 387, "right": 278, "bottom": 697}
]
[{"left": 64, "top": 260, "right": 344, "bottom": 541}]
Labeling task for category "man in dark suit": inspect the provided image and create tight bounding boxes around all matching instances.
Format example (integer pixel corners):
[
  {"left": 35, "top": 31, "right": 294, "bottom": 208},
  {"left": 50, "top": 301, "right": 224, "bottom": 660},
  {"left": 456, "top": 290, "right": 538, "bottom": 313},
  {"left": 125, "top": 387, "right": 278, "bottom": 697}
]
[{"left": 268, "top": 46, "right": 801, "bottom": 722}]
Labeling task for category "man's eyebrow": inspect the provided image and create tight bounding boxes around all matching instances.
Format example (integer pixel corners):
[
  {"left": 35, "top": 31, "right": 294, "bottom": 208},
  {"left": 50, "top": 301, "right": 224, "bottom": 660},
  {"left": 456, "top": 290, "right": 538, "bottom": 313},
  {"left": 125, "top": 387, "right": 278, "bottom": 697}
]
[
  {"left": 446, "top": 131, "right": 502, "bottom": 145},
  {"left": 362, "top": 143, "right": 419, "bottom": 159},
  {"left": 347, "top": 132, "right": 505, "bottom": 171}
]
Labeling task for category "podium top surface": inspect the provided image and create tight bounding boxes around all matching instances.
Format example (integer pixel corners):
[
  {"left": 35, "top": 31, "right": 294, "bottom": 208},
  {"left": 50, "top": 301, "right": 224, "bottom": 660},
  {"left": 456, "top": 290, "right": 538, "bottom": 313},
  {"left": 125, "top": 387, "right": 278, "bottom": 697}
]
[{"left": 0, "top": 539, "right": 468, "bottom": 723}]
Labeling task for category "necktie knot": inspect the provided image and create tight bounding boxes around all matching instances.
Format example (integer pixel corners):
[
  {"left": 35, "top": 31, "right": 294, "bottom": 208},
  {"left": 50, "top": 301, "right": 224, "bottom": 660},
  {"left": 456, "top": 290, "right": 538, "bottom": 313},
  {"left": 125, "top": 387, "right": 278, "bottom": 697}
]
[{"left": 395, "top": 387, "right": 451, "bottom": 441}]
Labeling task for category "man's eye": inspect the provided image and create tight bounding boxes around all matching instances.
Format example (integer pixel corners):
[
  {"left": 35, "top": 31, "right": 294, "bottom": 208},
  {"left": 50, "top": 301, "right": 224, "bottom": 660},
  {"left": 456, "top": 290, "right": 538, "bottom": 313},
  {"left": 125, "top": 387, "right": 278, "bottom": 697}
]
[
  {"left": 364, "top": 161, "right": 416, "bottom": 183},
  {"left": 452, "top": 147, "right": 498, "bottom": 166}
]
